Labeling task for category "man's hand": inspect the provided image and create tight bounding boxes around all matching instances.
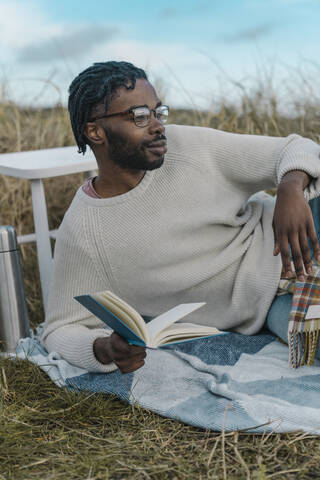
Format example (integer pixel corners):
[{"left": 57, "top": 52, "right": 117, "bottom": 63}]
[
  {"left": 93, "top": 333, "right": 146, "bottom": 373},
  {"left": 272, "top": 171, "right": 320, "bottom": 281}
]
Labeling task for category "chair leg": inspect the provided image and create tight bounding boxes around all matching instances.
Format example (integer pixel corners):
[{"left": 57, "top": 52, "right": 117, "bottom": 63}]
[{"left": 30, "top": 179, "right": 52, "bottom": 312}]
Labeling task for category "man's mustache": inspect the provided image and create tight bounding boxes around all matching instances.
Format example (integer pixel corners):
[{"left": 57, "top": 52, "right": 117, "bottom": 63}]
[{"left": 144, "top": 135, "right": 167, "bottom": 148}]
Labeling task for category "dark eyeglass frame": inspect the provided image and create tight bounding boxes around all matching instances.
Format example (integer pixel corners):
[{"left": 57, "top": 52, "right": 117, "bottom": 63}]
[{"left": 88, "top": 104, "right": 169, "bottom": 127}]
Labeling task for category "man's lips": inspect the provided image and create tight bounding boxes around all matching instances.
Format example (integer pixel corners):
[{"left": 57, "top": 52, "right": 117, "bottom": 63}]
[{"left": 145, "top": 139, "right": 167, "bottom": 155}]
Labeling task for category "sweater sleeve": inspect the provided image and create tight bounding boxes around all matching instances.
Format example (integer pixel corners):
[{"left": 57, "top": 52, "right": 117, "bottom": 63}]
[
  {"left": 43, "top": 325, "right": 117, "bottom": 373},
  {"left": 276, "top": 134, "right": 320, "bottom": 201},
  {"left": 214, "top": 130, "right": 320, "bottom": 199},
  {"left": 40, "top": 198, "right": 119, "bottom": 373},
  {"left": 168, "top": 125, "right": 320, "bottom": 200}
]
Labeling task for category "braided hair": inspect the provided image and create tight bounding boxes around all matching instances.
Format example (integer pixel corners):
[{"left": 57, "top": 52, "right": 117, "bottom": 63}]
[{"left": 68, "top": 61, "right": 148, "bottom": 154}]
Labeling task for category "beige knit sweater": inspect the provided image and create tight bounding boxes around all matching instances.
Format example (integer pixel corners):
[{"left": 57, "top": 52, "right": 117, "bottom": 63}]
[{"left": 41, "top": 124, "right": 320, "bottom": 373}]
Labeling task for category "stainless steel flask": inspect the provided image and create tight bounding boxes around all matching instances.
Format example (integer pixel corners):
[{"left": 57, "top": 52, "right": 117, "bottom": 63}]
[{"left": 0, "top": 226, "right": 30, "bottom": 352}]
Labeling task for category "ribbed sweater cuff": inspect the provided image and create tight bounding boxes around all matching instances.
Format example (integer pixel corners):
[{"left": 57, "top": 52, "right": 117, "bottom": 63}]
[
  {"left": 79, "top": 329, "right": 118, "bottom": 373},
  {"left": 43, "top": 326, "right": 118, "bottom": 373},
  {"left": 277, "top": 146, "right": 320, "bottom": 201}
]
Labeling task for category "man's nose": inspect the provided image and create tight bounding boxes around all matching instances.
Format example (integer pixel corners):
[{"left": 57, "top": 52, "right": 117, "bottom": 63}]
[{"left": 148, "top": 113, "right": 165, "bottom": 135}]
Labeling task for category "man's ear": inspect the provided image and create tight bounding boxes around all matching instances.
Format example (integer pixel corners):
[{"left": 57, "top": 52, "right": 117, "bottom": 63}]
[{"left": 83, "top": 122, "right": 107, "bottom": 146}]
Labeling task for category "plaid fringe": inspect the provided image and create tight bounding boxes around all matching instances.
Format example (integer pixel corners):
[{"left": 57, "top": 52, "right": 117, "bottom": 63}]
[{"left": 288, "top": 267, "right": 320, "bottom": 368}]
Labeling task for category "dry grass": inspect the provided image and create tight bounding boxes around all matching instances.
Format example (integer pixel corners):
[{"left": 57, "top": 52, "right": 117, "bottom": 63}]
[
  {"left": 1, "top": 83, "right": 320, "bottom": 479},
  {"left": 2, "top": 357, "right": 320, "bottom": 480}
]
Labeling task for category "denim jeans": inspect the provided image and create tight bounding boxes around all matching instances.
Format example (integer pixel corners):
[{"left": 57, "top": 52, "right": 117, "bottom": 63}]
[{"left": 265, "top": 196, "right": 320, "bottom": 358}]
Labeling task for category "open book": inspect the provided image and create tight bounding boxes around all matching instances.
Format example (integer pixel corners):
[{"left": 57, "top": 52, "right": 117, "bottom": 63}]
[{"left": 74, "top": 290, "right": 227, "bottom": 348}]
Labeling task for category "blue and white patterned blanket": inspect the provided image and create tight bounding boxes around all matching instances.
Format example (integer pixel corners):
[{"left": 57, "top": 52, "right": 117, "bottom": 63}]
[{"left": 13, "top": 324, "right": 320, "bottom": 434}]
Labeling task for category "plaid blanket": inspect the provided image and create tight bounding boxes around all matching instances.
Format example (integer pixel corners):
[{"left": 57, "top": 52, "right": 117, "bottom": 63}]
[
  {"left": 12, "top": 324, "right": 320, "bottom": 434},
  {"left": 289, "top": 267, "right": 320, "bottom": 368}
]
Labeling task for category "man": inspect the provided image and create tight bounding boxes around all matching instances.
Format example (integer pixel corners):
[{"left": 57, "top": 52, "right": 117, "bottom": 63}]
[{"left": 41, "top": 61, "right": 320, "bottom": 374}]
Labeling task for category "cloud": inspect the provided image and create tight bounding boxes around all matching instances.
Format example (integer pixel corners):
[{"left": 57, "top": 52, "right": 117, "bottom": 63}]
[
  {"left": 0, "top": 0, "right": 60, "bottom": 49},
  {"left": 16, "top": 24, "right": 120, "bottom": 64},
  {"left": 218, "top": 23, "right": 275, "bottom": 44},
  {"left": 84, "top": 38, "right": 215, "bottom": 103},
  {"left": 158, "top": 7, "right": 180, "bottom": 19}
]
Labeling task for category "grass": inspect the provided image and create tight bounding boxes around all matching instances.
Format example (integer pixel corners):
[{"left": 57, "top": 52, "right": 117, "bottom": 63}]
[
  {"left": 2, "top": 358, "right": 320, "bottom": 480},
  {"left": 1, "top": 82, "right": 320, "bottom": 479}
]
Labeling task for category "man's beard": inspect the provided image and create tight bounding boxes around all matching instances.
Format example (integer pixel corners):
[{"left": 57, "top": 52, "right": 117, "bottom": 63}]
[{"left": 105, "top": 126, "right": 165, "bottom": 172}]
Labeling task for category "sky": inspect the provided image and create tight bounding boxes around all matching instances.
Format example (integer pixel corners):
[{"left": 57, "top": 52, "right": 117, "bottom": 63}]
[{"left": 0, "top": 0, "right": 320, "bottom": 109}]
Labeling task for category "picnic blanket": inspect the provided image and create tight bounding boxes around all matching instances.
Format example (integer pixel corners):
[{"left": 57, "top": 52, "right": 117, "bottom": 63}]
[{"left": 13, "top": 323, "right": 320, "bottom": 435}]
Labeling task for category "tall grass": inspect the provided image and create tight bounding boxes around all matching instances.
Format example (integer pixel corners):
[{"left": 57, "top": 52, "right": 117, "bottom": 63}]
[{"left": 1, "top": 77, "right": 320, "bottom": 479}]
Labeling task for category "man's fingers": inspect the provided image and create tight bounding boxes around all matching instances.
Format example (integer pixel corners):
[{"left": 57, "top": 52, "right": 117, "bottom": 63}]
[
  {"left": 298, "top": 228, "right": 314, "bottom": 275},
  {"left": 115, "top": 348, "right": 146, "bottom": 363},
  {"left": 113, "top": 347, "right": 146, "bottom": 364},
  {"left": 118, "top": 358, "right": 145, "bottom": 374},
  {"left": 279, "top": 236, "right": 293, "bottom": 277},
  {"left": 273, "top": 242, "right": 280, "bottom": 256},
  {"left": 307, "top": 221, "right": 320, "bottom": 263},
  {"left": 128, "top": 344, "right": 147, "bottom": 355},
  {"left": 110, "top": 332, "right": 147, "bottom": 373},
  {"left": 272, "top": 218, "right": 280, "bottom": 256},
  {"left": 288, "top": 233, "right": 306, "bottom": 281},
  {"left": 111, "top": 333, "right": 146, "bottom": 355},
  {"left": 127, "top": 350, "right": 147, "bottom": 362}
]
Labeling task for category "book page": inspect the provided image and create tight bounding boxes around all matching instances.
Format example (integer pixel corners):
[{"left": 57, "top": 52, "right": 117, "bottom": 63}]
[
  {"left": 151, "top": 322, "right": 223, "bottom": 347},
  {"left": 93, "top": 291, "right": 149, "bottom": 343},
  {"left": 146, "top": 303, "right": 206, "bottom": 340},
  {"left": 74, "top": 295, "right": 146, "bottom": 346}
]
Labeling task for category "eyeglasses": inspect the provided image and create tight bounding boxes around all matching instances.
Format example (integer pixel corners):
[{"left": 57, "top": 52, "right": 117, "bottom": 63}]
[{"left": 88, "top": 104, "right": 169, "bottom": 127}]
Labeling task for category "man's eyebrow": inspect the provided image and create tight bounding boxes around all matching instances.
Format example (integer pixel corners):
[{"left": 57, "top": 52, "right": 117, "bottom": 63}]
[{"left": 128, "top": 101, "right": 162, "bottom": 110}]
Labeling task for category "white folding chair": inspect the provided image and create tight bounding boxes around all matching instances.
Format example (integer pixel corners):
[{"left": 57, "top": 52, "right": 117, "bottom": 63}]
[{"left": 0, "top": 146, "right": 97, "bottom": 311}]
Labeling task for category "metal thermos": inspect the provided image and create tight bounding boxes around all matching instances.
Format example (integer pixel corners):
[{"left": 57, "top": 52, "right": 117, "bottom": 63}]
[{"left": 0, "top": 226, "right": 30, "bottom": 353}]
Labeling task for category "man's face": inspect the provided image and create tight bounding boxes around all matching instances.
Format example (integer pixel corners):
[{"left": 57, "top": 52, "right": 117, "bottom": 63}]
[{"left": 94, "top": 79, "right": 167, "bottom": 171}]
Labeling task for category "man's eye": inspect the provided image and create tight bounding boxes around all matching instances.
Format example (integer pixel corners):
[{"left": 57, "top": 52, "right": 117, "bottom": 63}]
[
  {"left": 134, "top": 113, "right": 150, "bottom": 126},
  {"left": 135, "top": 114, "right": 149, "bottom": 121}
]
